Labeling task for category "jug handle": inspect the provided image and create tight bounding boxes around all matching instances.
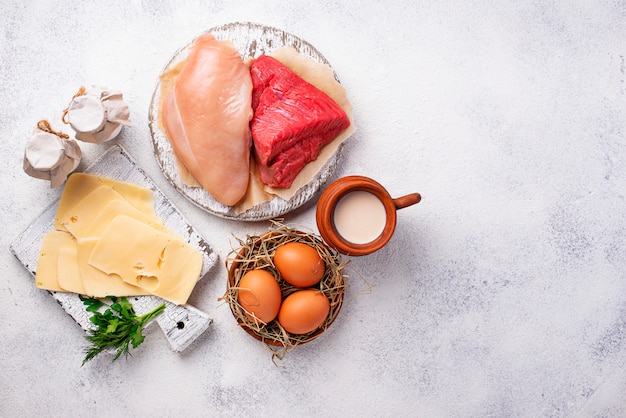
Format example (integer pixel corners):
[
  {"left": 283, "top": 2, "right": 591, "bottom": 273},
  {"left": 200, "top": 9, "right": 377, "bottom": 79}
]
[{"left": 392, "top": 193, "right": 421, "bottom": 210}]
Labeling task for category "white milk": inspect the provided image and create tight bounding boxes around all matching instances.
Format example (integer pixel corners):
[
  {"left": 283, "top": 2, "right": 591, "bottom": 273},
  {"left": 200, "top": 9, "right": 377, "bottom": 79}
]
[{"left": 333, "top": 191, "right": 387, "bottom": 244}]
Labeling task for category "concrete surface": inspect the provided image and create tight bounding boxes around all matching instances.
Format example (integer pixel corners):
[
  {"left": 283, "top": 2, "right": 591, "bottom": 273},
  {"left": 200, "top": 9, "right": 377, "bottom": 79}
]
[{"left": 1, "top": 1, "right": 626, "bottom": 417}]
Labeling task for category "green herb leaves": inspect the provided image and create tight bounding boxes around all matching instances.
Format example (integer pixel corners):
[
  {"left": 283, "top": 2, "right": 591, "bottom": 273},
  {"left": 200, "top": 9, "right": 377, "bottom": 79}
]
[{"left": 79, "top": 295, "right": 165, "bottom": 366}]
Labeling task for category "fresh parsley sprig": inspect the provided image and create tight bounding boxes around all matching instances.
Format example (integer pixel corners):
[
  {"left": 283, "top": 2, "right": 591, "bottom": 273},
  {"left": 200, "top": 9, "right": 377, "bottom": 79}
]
[{"left": 79, "top": 295, "right": 165, "bottom": 366}]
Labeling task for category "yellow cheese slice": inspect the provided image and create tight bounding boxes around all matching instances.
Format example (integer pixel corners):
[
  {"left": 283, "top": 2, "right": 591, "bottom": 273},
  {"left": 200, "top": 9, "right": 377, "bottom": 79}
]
[
  {"left": 55, "top": 173, "right": 157, "bottom": 230},
  {"left": 61, "top": 188, "right": 164, "bottom": 239},
  {"left": 58, "top": 185, "right": 127, "bottom": 238},
  {"left": 57, "top": 243, "right": 86, "bottom": 294},
  {"left": 35, "top": 230, "right": 75, "bottom": 291},
  {"left": 88, "top": 215, "right": 203, "bottom": 305},
  {"left": 83, "top": 198, "right": 165, "bottom": 237},
  {"left": 37, "top": 173, "right": 202, "bottom": 302},
  {"left": 77, "top": 237, "right": 148, "bottom": 297}
]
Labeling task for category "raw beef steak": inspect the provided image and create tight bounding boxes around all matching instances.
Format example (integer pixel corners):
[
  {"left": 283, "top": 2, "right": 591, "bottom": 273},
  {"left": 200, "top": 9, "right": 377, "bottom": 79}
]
[{"left": 250, "top": 55, "right": 350, "bottom": 188}]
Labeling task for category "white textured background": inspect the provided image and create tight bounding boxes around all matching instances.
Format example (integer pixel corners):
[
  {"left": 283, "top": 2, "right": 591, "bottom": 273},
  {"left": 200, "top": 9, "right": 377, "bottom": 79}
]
[{"left": 2, "top": 1, "right": 626, "bottom": 417}]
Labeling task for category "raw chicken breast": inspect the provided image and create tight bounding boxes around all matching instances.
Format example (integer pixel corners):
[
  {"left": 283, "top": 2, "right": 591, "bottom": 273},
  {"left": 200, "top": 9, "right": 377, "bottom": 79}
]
[{"left": 162, "top": 34, "right": 253, "bottom": 206}]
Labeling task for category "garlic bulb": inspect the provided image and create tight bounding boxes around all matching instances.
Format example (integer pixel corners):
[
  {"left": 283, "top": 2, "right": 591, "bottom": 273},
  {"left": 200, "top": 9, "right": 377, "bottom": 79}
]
[{"left": 23, "top": 120, "right": 82, "bottom": 188}]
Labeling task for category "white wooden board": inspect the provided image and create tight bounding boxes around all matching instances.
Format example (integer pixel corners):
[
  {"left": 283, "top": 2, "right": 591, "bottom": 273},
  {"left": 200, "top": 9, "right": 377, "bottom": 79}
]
[{"left": 10, "top": 145, "right": 218, "bottom": 353}]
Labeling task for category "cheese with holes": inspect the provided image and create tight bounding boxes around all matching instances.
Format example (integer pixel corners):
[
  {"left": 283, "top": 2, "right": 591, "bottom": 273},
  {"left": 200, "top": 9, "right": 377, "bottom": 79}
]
[
  {"left": 35, "top": 173, "right": 203, "bottom": 304},
  {"left": 37, "top": 230, "right": 147, "bottom": 297},
  {"left": 59, "top": 185, "right": 124, "bottom": 237},
  {"left": 55, "top": 172, "right": 157, "bottom": 230},
  {"left": 60, "top": 187, "right": 163, "bottom": 238},
  {"left": 88, "top": 215, "right": 203, "bottom": 305},
  {"left": 77, "top": 237, "right": 146, "bottom": 297}
]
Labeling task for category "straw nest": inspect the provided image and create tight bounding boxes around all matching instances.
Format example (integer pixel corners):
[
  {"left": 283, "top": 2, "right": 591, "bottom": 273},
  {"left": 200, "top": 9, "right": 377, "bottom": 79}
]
[{"left": 222, "top": 221, "right": 348, "bottom": 360}]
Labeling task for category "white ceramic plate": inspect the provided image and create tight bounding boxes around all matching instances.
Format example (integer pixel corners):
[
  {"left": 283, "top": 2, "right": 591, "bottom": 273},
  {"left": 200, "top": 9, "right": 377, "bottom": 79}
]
[
  {"left": 10, "top": 145, "right": 217, "bottom": 353},
  {"left": 148, "top": 22, "right": 346, "bottom": 221}
]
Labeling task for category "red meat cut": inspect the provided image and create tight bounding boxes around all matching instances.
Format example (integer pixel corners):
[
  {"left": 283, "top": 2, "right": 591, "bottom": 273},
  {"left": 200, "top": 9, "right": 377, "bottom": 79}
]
[{"left": 250, "top": 55, "right": 350, "bottom": 188}]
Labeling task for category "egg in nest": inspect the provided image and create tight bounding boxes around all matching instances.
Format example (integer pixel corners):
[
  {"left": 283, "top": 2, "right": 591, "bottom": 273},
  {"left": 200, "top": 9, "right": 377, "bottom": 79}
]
[
  {"left": 278, "top": 289, "right": 331, "bottom": 335},
  {"left": 237, "top": 269, "right": 282, "bottom": 323},
  {"left": 273, "top": 242, "right": 325, "bottom": 287}
]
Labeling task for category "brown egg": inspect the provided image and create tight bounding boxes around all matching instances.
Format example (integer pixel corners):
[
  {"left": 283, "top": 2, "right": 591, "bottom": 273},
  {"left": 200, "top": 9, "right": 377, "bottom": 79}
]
[
  {"left": 237, "top": 269, "right": 282, "bottom": 323},
  {"left": 273, "top": 242, "right": 325, "bottom": 287},
  {"left": 277, "top": 289, "right": 330, "bottom": 334}
]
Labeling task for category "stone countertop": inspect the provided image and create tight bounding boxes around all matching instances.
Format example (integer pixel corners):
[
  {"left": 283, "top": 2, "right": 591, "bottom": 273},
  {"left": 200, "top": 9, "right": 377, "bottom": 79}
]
[{"left": 2, "top": 2, "right": 625, "bottom": 417}]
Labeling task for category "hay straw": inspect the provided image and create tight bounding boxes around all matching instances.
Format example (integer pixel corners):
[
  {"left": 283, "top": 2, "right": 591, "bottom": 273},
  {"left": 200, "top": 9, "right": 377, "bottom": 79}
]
[{"left": 221, "top": 220, "right": 348, "bottom": 362}]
